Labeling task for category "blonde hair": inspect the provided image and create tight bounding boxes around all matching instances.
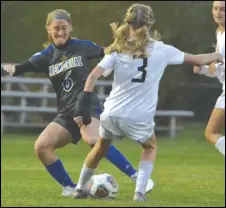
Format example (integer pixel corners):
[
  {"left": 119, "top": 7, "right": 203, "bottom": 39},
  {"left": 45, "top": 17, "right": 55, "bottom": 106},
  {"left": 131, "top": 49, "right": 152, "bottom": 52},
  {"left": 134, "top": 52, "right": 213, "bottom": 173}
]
[
  {"left": 105, "top": 4, "right": 161, "bottom": 57},
  {"left": 43, "top": 9, "right": 73, "bottom": 48},
  {"left": 216, "top": 26, "right": 225, "bottom": 34}
]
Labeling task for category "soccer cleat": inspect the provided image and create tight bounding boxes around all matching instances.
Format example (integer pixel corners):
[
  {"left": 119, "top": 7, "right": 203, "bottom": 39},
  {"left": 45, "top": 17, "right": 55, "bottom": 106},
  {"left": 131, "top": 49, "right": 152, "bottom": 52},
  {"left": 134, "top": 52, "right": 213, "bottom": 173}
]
[
  {"left": 130, "top": 172, "right": 138, "bottom": 182},
  {"left": 61, "top": 186, "right": 75, "bottom": 197},
  {"left": 133, "top": 192, "right": 146, "bottom": 202},
  {"left": 145, "top": 178, "right": 154, "bottom": 193},
  {"left": 71, "top": 188, "right": 89, "bottom": 199},
  {"left": 131, "top": 172, "right": 154, "bottom": 193}
]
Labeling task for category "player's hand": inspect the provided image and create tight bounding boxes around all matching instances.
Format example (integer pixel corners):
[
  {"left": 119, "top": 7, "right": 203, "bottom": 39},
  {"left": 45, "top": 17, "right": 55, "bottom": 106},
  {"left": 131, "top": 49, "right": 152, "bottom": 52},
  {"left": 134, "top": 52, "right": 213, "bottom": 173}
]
[
  {"left": 193, "top": 65, "right": 201, "bottom": 74},
  {"left": 73, "top": 91, "right": 92, "bottom": 125},
  {"left": 73, "top": 108, "right": 92, "bottom": 126},
  {"left": 74, "top": 116, "right": 84, "bottom": 127},
  {"left": 3, "top": 64, "right": 16, "bottom": 76}
]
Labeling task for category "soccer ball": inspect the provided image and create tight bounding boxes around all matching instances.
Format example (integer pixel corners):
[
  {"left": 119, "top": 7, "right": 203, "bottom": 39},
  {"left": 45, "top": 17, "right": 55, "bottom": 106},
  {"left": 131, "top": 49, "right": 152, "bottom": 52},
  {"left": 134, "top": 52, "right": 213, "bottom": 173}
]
[{"left": 87, "top": 173, "right": 119, "bottom": 199}]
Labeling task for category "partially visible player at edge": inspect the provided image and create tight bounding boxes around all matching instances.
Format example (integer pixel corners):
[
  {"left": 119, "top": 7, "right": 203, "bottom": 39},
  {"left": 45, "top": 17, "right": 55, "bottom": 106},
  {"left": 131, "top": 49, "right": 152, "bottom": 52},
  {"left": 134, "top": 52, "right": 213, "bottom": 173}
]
[
  {"left": 72, "top": 3, "right": 223, "bottom": 201},
  {"left": 2, "top": 9, "right": 154, "bottom": 197},
  {"left": 194, "top": 1, "right": 225, "bottom": 156}
]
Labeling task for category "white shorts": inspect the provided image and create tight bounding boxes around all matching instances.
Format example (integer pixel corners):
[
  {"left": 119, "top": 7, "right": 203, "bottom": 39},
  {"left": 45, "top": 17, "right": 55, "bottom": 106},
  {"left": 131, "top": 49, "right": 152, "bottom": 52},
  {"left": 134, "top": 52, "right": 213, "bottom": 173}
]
[
  {"left": 215, "top": 92, "right": 225, "bottom": 109},
  {"left": 99, "top": 114, "right": 155, "bottom": 143}
]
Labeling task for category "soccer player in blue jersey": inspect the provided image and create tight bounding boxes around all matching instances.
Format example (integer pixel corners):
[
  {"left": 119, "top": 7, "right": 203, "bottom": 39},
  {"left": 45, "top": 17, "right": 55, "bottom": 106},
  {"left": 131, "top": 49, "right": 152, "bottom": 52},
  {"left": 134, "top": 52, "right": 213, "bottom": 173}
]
[{"left": 3, "top": 9, "right": 154, "bottom": 197}]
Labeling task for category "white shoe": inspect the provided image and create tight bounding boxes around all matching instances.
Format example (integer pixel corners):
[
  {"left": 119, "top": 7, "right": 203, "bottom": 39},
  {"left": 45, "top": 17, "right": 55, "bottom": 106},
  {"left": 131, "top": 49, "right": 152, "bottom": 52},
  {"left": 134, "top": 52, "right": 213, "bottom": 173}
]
[
  {"left": 131, "top": 173, "right": 154, "bottom": 193},
  {"left": 62, "top": 186, "right": 74, "bottom": 197},
  {"left": 71, "top": 188, "right": 89, "bottom": 199},
  {"left": 145, "top": 178, "right": 154, "bottom": 193},
  {"left": 133, "top": 192, "right": 146, "bottom": 202}
]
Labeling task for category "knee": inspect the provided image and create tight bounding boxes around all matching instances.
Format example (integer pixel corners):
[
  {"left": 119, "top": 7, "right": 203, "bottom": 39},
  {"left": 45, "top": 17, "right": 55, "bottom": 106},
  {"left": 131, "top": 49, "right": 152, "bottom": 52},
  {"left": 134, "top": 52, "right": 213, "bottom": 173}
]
[
  {"left": 205, "top": 128, "right": 213, "bottom": 141},
  {"left": 83, "top": 135, "right": 98, "bottom": 146},
  {"left": 204, "top": 130, "right": 210, "bottom": 141},
  {"left": 34, "top": 139, "right": 52, "bottom": 157},
  {"left": 80, "top": 123, "right": 99, "bottom": 146}
]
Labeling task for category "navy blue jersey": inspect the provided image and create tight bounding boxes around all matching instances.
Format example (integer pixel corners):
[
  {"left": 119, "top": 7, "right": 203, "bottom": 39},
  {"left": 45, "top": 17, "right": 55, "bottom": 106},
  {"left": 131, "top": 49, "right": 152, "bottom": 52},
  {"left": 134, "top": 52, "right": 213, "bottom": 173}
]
[{"left": 28, "top": 38, "right": 104, "bottom": 115}]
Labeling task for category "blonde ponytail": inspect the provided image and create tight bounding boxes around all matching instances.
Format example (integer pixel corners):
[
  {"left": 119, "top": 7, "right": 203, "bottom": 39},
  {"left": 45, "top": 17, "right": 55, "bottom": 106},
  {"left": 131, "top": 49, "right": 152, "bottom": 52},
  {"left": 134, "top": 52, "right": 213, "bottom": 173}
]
[{"left": 105, "top": 4, "right": 161, "bottom": 57}]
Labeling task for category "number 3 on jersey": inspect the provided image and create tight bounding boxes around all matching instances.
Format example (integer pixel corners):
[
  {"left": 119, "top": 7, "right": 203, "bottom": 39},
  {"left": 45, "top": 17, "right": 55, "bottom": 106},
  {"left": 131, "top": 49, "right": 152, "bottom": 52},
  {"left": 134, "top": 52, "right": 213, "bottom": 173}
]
[
  {"left": 131, "top": 57, "right": 147, "bottom": 83},
  {"left": 63, "top": 70, "right": 74, "bottom": 92}
]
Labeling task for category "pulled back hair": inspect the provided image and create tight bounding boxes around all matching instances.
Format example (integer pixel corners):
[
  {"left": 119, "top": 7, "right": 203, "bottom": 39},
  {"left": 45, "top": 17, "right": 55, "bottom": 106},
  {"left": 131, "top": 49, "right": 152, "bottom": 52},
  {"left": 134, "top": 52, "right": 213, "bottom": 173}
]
[
  {"left": 105, "top": 4, "right": 161, "bottom": 57},
  {"left": 43, "top": 9, "right": 74, "bottom": 48}
]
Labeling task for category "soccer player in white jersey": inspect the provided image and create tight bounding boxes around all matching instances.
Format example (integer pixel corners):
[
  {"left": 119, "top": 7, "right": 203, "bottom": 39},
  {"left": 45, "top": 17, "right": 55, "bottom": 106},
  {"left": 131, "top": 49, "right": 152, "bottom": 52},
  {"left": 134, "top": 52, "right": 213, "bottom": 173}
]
[
  {"left": 194, "top": 1, "right": 225, "bottom": 157},
  {"left": 72, "top": 3, "right": 223, "bottom": 201}
]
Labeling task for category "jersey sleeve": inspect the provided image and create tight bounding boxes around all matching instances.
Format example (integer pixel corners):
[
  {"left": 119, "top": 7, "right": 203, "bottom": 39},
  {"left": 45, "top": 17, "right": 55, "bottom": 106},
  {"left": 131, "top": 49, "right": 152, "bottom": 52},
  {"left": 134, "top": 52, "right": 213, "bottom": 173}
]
[
  {"left": 83, "top": 40, "right": 105, "bottom": 59},
  {"left": 97, "top": 52, "right": 117, "bottom": 77},
  {"left": 163, "top": 44, "right": 185, "bottom": 65},
  {"left": 13, "top": 60, "right": 38, "bottom": 76},
  {"left": 28, "top": 47, "right": 50, "bottom": 73}
]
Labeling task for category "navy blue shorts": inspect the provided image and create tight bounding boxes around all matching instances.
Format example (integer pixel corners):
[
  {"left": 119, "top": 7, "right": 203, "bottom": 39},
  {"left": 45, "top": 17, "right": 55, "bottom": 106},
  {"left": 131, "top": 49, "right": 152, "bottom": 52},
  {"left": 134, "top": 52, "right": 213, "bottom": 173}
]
[{"left": 53, "top": 106, "right": 102, "bottom": 144}]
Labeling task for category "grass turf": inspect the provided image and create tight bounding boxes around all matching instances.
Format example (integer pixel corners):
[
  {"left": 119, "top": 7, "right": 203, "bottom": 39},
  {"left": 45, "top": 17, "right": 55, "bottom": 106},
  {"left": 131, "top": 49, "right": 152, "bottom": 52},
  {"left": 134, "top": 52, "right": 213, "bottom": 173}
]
[{"left": 1, "top": 124, "right": 225, "bottom": 207}]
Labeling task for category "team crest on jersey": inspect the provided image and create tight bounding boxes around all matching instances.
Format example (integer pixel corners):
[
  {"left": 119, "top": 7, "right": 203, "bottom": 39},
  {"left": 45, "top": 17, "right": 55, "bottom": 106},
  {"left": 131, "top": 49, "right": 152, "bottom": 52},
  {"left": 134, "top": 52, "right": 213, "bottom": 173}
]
[
  {"left": 49, "top": 56, "right": 83, "bottom": 77},
  {"left": 61, "top": 55, "right": 68, "bottom": 61}
]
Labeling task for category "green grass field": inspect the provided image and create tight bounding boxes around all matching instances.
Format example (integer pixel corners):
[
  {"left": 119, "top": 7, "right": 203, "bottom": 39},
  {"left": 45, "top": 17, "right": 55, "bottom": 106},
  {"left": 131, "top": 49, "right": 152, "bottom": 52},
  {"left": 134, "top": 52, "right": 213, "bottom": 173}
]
[{"left": 1, "top": 124, "right": 225, "bottom": 207}]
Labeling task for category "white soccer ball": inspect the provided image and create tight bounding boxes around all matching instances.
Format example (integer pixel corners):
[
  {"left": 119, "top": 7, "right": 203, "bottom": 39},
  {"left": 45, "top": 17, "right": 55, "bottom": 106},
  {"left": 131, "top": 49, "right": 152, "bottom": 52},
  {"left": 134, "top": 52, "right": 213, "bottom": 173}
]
[{"left": 87, "top": 173, "right": 119, "bottom": 199}]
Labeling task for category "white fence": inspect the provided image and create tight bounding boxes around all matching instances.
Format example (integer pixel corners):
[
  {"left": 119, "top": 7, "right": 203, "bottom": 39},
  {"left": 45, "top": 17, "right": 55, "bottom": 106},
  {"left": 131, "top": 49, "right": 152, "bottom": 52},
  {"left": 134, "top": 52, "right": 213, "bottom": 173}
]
[{"left": 1, "top": 76, "right": 194, "bottom": 138}]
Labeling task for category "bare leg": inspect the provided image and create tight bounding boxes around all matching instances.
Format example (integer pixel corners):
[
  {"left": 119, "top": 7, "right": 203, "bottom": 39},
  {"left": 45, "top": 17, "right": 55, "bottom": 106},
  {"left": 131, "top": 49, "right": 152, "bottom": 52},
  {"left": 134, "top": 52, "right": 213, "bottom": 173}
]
[
  {"left": 72, "top": 137, "right": 112, "bottom": 199},
  {"left": 205, "top": 108, "right": 225, "bottom": 156},
  {"left": 34, "top": 122, "right": 76, "bottom": 189}
]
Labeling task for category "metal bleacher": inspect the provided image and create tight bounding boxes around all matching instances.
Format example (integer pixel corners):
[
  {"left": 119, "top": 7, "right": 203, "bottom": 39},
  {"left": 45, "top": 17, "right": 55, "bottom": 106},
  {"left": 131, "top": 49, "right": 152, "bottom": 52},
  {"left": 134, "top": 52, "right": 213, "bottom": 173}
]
[{"left": 1, "top": 75, "right": 194, "bottom": 138}]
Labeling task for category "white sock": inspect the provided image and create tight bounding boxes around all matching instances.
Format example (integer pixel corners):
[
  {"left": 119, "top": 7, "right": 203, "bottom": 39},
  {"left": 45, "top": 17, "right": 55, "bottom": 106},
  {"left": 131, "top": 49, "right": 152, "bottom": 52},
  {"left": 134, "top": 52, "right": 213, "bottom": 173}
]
[
  {"left": 135, "top": 161, "right": 153, "bottom": 194},
  {"left": 215, "top": 136, "right": 225, "bottom": 156},
  {"left": 76, "top": 163, "right": 96, "bottom": 189}
]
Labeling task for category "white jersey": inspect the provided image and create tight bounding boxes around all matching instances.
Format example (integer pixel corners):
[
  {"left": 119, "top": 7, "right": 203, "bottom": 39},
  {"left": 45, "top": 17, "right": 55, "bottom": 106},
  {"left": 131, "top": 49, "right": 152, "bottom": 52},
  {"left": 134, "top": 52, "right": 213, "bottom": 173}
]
[
  {"left": 98, "top": 41, "right": 184, "bottom": 122},
  {"left": 216, "top": 31, "right": 225, "bottom": 92}
]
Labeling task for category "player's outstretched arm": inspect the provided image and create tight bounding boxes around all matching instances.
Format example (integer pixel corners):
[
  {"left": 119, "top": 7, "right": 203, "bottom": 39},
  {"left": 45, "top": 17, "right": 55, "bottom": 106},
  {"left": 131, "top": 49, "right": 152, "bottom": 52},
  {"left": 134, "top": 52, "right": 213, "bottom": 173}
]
[
  {"left": 2, "top": 49, "right": 49, "bottom": 76},
  {"left": 164, "top": 44, "right": 223, "bottom": 67},
  {"left": 184, "top": 51, "right": 223, "bottom": 66},
  {"left": 2, "top": 61, "right": 36, "bottom": 76}
]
